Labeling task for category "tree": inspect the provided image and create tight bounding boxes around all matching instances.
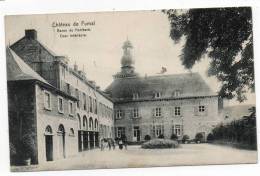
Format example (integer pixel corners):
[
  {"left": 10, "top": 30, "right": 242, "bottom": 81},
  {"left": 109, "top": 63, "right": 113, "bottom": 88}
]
[{"left": 163, "top": 7, "right": 254, "bottom": 102}]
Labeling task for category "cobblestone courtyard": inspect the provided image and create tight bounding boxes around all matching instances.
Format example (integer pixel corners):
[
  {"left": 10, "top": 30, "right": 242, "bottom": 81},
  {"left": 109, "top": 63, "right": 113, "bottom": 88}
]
[{"left": 12, "top": 144, "right": 257, "bottom": 172}]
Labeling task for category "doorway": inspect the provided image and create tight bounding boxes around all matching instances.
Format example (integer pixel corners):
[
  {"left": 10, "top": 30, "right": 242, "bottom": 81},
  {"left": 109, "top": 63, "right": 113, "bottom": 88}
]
[
  {"left": 58, "top": 124, "right": 66, "bottom": 159},
  {"left": 133, "top": 126, "right": 141, "bottom": 142},
  {"left": 45, "top": 126, "right": 53, "bottom": 161}
]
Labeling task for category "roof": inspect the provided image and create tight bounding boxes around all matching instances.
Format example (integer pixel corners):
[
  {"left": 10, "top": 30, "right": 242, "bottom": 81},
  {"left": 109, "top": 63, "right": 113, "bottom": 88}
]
[
  {"left": 6, "top": 47, "right": 50, "bottom": 85},
  {"left": 105, "top": 72, "right": 217, "bottom": 102}
]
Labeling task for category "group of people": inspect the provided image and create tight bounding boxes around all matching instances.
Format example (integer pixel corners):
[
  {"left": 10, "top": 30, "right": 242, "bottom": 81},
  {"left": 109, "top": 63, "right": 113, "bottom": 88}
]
[{"left": 100, "top": 135, "right": 127, "bottom": 151}]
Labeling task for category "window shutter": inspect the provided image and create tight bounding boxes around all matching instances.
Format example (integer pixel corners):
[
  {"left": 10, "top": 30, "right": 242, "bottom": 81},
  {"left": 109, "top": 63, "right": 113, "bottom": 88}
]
[
  {"left": 152, "top": 108, "right": 155, "bottom": 117},
  {"left": 180, "top": 107, "right": 183, "bottom": 117}
]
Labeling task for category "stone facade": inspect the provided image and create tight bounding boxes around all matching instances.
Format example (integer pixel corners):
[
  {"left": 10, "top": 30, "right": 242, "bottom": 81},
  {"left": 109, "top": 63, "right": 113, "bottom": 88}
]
[
  {"left": 106, "top": 40, "right": 222, "bottom": 142},
  {"left": 8, "top": 29, "right": 114, "bottom": 165}
]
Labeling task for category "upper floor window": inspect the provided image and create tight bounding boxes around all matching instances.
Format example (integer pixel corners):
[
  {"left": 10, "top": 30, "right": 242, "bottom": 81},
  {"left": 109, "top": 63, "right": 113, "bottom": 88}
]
[
  {"left": 154, "top": 107, "right": 162, "bottom": 117},
  {"left": 154, "top": 92, "right": 161, "bottom": 98},
  {"left": 58, "top": 96, "right": 64, "bottom": 113},
  {"left": 173, "top": 90, "right": 181, "bottom": 97},
  {"left": 199, "top": 105, "right": 205, "bottom": 112},
  {"left": 83, "top": 93, "right": 87, "bottom": 110},
  {"left": 94, "top": 99, "right": 97, "bottom": 114},
  {"left": 133, "top": 108, "right": 139, "bottom": 118},
  {"left": 66, "top": 83, "right": 71, "bottom": 95},
  {"left": 75, "top": 89, "right": 79, "bottom": 108},
  {"left": 44, "top": 90, "right": 51, "bottom": 110},
  {"left": 68, "top": 101, "right": 74, "bottom": 116},
  {"left": 133, "top": 93, "right": 139, "bottom": 100},
  {"left": 115, "top": 110, "right": 123, "bottom": 119},
  {"left": 89, "top": 96, "right": 93, "bottom": 113},
  {"left": 174, "top": 107, "right": 181, "bottom": 116}
]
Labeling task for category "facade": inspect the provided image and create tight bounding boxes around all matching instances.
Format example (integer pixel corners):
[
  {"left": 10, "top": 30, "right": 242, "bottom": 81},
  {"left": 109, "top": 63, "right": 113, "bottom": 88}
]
[
  {"left": 8, "top": 29, "right": 114, "bottom": 165},
  {"left": 106, "top": 40, "right": 223, "bottom": 142}
]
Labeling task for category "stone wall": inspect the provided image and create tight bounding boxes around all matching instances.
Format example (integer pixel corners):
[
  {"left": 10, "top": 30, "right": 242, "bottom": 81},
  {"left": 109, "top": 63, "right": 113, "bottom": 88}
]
[{"left": 114, "top": 96, "right": 220, "bottom": 142}]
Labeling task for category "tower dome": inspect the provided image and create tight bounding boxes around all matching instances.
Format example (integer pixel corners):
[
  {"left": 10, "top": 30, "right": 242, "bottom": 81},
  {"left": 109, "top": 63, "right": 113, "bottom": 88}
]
[
  {"left": 113, "top": 39, "right": 138, "bottom": 79},
  {"left": 121, "top": 39, "right": 134, "bottom": 67}
]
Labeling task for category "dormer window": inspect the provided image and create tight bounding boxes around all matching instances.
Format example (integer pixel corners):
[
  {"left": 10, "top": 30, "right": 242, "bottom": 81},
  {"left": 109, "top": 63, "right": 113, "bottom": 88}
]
[
  {"left": 133, "top": 93, "right": 139, "bottom": 100},
  {"left": 154, "top": 92, "right": 161, "bottom": 98},
  {"left": 173, "top": 90, "right": 181, "bottom": 97}
]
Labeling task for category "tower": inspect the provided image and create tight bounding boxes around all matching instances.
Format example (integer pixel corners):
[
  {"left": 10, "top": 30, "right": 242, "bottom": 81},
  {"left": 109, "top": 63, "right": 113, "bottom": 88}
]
[{"left": 114, "top": 39, "right": 138, "bottom": 79}]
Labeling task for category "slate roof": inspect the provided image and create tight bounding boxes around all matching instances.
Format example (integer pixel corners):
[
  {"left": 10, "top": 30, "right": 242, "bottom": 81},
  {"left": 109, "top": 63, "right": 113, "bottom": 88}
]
[
  {"left": 6, "top": 47, "right": 50, "bottom": 85},
  {"left": 105, "top": 73, "right": 217, "bottom": 102}
]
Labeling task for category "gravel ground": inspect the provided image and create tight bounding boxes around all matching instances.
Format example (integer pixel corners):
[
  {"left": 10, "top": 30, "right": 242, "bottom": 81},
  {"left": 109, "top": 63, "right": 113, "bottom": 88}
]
[{"left": 11, "top": 143, "right": 257, "bottom": 172}]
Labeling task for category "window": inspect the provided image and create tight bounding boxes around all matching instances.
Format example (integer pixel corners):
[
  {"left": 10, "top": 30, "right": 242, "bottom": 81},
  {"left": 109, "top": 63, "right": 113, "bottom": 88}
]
[
  {"left": 152, "top": 124, "right": 164, "bottom": 137},
  {"left": 69, "top": 128, "right": 75, "bottom": 136},
  {"left": 199, "top": 105, "right": 205, "bottom": 112},
  {"left": 44, "top": 90, "right": 51, "bottom": 110},
  {"left": 83, "top": 93, "right": 87, "bottom": 110},
  {"left": 58, "top": 96, "right": 64, "bottom": 113},
  {"left": 89, "top": 96, "right": 93, "bottom": 112},
  {"left": 154, "top": 92, "right": 161, "bottom": 98},
  {"left": 116, "top": 127, "right": 125, "bottom": 138},
  {"left": 174, "top": 107, "right": 181, "bottom": 116},
  {"left": 173, "top": 90, "right": 181, "bottom": 97},
  {"left": 115, "top": 110, "right": 123, "bottom": 119},
  {"left": 94, "top": 99, "right": 97, "bottom": 114},
  {"left": 75, "top": 89, "right": 79, "bottom": 108},
  {"left": 68, "top": 101, "right": 74, "bottom": 116},
  {"left": 133, "top": 93, "right": 139, "bottom": 100},
  {"left": 172, "top": 124, "right": 182, "bottom": 136},
  {"left": 133, "top": 108, "right": 139, "bottom": 118},
  {"left": 154, "top": 107, "right": 161, "bottom": 117},
  {"left": 66, "top": 83, "right": 71, "bottom": 95}
]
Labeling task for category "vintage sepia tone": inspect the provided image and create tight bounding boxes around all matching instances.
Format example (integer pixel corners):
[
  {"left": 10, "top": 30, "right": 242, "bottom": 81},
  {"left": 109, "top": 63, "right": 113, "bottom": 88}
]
[{"left": 5, "top": 7, "right": 257, "bottom": 172}]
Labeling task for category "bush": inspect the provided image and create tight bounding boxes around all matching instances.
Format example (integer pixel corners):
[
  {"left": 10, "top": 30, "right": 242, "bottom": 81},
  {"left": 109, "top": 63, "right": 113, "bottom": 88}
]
[
  {"left": 158, "top": 134, "right": 164, "bottom": 139},
  {"left": 182, "top": 135, "right": 190, "bottom": 143},
  {"left": 170, "top": 134, "right": 178, "bottom": 140},
  {"left": 141, "top": 139, "right": 179, "bottom": 149},
  {"left": 195, "top": 133, "right": 204, "bottom": 143},
  {"left": 144, "top": 135, "right": 151, "bottom": 141},
  {"left": 207, "top": 133, "right": 214, "bottom": 142}
]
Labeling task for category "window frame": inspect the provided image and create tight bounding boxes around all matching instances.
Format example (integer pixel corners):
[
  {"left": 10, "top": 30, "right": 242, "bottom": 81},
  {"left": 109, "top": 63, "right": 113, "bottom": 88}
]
[
  {"left": 57, "top": 96, "right": 64, "bottom": 113},
  {"left": 133, "top": 108, "right": 139, "bottom": 118},
  {"left": 68, "top": 100, "right": 74, "bottom": 116},
  {"left": 155, "top": 107, "right": 162, "bottom": 117},
  {"left": 133, "top": 93, "right": 139, "bottom": 100},
  {"left": 174, "top": 106, "right": 181, "bottom": 116},
  {"left": 115, "top": 109, "right": 123, "bottom": 119},
  {"left": 154, "top": 92, "right": 162, "bottom": 98},
  {"left": 44, "top": 90, "right": 52, "bottom": 111}
]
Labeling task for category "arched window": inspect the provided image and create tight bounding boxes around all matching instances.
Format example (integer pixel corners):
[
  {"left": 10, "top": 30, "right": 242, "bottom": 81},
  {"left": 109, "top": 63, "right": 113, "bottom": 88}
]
[
  {"left": 69, "top": 128, "right": 75, "bottom": 136},
  {"left": 77, "top": 114, "right": 81, "bottom": 129},
  {"left": 83, "top": 116, "right": 87, "bottom": 130},
  {"left": 58, "top": 124, "right": 65, "bottom": 134},
  {"left": 45, "top": 125, "right": 53, "bottom": 135},
  {"left": 89, "top": 117, "right": 93, "bottom": 130},
  {"left": 94, "top": 119, "right": 98, "bottom": 130}
]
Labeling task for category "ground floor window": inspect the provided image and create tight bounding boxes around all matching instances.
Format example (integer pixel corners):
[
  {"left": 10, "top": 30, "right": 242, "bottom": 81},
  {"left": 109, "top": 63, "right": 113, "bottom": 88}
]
[
  {"left": 151, "top": 124, "right": 164, "bottom": 137},
  {"left": 116, "top": 127, "right": 126, "bottom": 138},
  {"left": 172, "top": 124, "right": 182, "bottom": 136}
]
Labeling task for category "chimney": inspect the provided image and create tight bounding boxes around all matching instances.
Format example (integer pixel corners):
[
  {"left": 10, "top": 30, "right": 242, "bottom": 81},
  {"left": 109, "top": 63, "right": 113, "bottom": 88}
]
[{"left": 25, "top": 29, "right": 37, "bottom": 40}]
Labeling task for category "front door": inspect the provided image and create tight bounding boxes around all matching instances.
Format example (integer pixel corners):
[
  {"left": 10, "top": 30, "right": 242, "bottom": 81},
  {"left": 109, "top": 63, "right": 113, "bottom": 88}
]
[
  {"left": 133, "top": 126, "right": 140, "bottom": 142},
  {"left": 45, "top": 135, "right": 53, "bottom": 161}
]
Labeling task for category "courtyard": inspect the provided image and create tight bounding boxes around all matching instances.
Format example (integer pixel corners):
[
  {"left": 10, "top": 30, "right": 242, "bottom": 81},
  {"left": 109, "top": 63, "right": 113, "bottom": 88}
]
[{"left": 12, "top": 143, "right": 257, "bottom": 172}]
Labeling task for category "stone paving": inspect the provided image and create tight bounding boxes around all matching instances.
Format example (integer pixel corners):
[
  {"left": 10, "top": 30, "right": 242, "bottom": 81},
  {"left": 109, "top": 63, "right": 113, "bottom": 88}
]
[{"left": 11, "top": 144, "right": 257, "bottom": 172}]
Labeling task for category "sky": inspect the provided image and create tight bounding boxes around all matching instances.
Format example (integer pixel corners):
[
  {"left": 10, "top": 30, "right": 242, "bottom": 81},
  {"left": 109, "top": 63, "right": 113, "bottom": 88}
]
[{"left": 5, "top": 10, "right": 255, "bottom": 106}]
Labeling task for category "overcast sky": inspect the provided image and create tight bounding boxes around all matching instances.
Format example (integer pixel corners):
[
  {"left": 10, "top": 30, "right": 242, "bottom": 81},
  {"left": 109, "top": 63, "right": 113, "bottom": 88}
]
[{"left": 5, "top": 10, "right": 255, "bottom": 106}]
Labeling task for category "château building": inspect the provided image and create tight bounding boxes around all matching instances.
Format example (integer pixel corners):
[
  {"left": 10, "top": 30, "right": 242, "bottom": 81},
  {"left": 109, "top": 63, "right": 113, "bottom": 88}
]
[{"left": 106, "top": 39, "right": 223, "bottom": 142}]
